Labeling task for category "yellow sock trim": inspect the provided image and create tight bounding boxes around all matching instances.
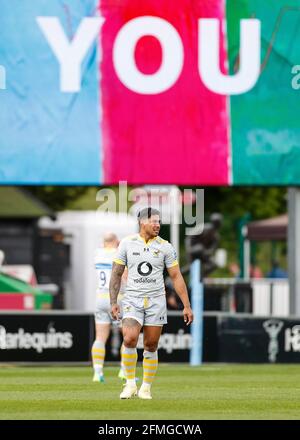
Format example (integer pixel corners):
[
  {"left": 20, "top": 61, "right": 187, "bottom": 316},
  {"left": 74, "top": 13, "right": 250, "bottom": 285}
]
[
  {"left": 92, "top": 348, "right": 105, "bottom": 353},
  {"left": 122, "top": 353, "right": 138, "bottom": 359},
  {"left": 143, "top": 359, "right": 157, "bottom": 364},
  {"left": 123, "top": 361, "right": 137, "bottom": 366},
  {"left": 143, "top": 371, "right": 156, "bottom": 377}
]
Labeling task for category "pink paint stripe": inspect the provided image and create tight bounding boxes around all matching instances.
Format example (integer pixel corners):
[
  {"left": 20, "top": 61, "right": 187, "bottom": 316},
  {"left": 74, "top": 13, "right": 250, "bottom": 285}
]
[{"left": 100, "top": 0, "right": 230, "bottom": 185}]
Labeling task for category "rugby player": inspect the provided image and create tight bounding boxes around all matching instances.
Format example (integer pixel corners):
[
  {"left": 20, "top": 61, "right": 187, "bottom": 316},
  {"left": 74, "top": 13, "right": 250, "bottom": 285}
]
[
  {"left": 110, "top": 207, "right": 194, "bottom": 399},
  {"left": 92, "top": 232, "right": 125, "bottom": 382}
]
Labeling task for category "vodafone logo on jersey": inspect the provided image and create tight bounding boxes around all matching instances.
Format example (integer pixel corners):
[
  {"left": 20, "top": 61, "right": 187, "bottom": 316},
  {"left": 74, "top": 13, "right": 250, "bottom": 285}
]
[{"left": 137, "top": 262, "right": 153, "bottom": 276}]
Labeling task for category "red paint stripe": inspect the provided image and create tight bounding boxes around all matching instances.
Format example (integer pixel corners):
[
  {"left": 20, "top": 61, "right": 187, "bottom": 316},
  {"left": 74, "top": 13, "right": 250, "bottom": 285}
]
[{"left": 100, "top": 0, "right": 230, "bottom": 185}]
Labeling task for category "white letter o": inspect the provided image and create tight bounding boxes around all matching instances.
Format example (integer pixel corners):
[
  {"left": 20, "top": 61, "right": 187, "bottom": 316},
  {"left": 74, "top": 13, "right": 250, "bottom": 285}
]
[{"left": 113, "top": 16, "right": 184, "bottom": 94}]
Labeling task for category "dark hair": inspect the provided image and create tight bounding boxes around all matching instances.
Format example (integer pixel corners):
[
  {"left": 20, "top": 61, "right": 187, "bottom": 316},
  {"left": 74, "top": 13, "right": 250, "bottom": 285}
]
[{"left": 137, "top": 207, "right": 160, "bottom": 221}]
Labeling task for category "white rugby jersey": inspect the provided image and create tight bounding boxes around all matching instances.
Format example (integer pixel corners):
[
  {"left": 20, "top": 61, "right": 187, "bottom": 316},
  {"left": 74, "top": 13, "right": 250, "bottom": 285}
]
[
  {"left": 94, "top": 247, "right": 117, "bottom": 295},
  {"left": 114, "top": 234, "right": 178, "bottom": 298}
]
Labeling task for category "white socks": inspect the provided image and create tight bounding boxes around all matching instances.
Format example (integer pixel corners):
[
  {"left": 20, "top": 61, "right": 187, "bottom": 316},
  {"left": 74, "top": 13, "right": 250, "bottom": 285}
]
[
  {"left": 122, "top": 346, "right": 138, "bottom": 386},
  {"left": 92, "top": 340, "right": 105, "bottom": 375},
  {"left": 142, "top": 350, "right": 158, "bottom": 387}
]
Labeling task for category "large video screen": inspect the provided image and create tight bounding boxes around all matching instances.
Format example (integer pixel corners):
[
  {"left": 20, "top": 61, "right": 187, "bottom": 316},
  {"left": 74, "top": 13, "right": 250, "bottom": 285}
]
[{"left": 0, "top": 0, "right": 299, "bottom": 185}]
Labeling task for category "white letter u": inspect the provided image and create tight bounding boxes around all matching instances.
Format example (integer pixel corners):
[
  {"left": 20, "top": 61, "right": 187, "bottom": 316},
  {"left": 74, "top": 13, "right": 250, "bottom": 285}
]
[{"left": 199, "top": 19, "right": 261, "bottom": 95}]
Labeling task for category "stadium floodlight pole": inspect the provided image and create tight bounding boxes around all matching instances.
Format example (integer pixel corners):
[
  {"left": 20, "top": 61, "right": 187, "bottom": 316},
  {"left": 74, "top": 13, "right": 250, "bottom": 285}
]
[{"left": 189, "top": 259, "right": 203, "bottom": 365}]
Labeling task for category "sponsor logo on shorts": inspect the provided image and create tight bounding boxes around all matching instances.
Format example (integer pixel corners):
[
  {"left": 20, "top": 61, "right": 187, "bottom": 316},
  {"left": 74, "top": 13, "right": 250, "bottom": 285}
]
[{"left": 137, "top": 261, "right": 153, "bottom": 276}]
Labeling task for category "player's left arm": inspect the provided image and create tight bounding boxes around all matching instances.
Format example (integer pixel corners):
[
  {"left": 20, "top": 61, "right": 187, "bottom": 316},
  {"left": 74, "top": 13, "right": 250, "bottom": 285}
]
[{"left": 167, "top": 265, "right": 194, "bottom": 325}]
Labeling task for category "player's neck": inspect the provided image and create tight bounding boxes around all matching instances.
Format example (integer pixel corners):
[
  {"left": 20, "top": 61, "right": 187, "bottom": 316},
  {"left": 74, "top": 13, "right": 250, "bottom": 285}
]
[{"left": 139, "top": 232, "right": 157, "bottom": 244}]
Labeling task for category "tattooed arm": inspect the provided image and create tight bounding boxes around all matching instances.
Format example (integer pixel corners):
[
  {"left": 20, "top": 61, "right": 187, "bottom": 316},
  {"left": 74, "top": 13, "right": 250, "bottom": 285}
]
[
  {"left": 109, "top": 262, "right": 125, "bottom": 319},
  {"left": 110, "top": 262, "right": 125, "bottom": 304}
]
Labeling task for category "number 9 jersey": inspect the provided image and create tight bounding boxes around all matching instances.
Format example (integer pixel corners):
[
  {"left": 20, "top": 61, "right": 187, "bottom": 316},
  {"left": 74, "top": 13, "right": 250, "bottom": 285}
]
[
  {"left": 94, "top": 247, "right": 123, "bottom": 324},
  {"left": 94, "top": 247, "right": 117, "bottom": 297}
]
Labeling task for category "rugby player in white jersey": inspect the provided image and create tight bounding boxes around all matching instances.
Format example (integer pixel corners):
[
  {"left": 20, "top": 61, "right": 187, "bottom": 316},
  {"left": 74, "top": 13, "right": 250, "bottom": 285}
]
[
  {"left": 92, "top": 232, "right": 125, "bottom": 382},
  {"left": 109, "top": 207, "right": 194, "bottom": 399}
]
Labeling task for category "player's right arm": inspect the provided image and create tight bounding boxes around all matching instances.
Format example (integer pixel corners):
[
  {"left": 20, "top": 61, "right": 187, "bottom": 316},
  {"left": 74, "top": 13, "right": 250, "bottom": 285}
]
[
  {"left": 109, "top": 238, "right": 127, "bottom": 320},
  {"left": 110, "top": 262, "right": 125, "bottom": 319}
]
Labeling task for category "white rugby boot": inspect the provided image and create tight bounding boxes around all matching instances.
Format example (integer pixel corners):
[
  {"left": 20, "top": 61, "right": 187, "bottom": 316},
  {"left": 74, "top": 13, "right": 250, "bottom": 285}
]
[
  {"left": 120, "top": 383, "right": 138, "bottom": 399},
  {"left": 138, "top": 383, "right": 152, "bottom": 400},
  {"left": 93, "top": 371, "right": 104, "bottom": 383}
]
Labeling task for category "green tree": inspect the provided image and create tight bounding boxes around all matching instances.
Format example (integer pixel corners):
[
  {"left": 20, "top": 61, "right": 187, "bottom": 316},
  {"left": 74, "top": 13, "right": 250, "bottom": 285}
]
[
  {"left": 204, "top": 187, "right": 287, "bottom": 274},
  {"left": 26, "top": 186, "right": 91, "bottom": 211}
]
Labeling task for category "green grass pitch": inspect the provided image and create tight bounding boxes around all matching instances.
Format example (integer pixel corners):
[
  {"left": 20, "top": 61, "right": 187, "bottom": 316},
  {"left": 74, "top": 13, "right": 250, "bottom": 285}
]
[{"left": 0, "top": 364, "right": 300, "bottom": 420}]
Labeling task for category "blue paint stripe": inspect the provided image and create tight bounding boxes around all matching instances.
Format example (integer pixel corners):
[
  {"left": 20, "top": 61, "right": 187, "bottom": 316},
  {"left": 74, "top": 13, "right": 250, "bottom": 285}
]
[{"left": 0, "top": 0, "right": 101, "bottom": 184}]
